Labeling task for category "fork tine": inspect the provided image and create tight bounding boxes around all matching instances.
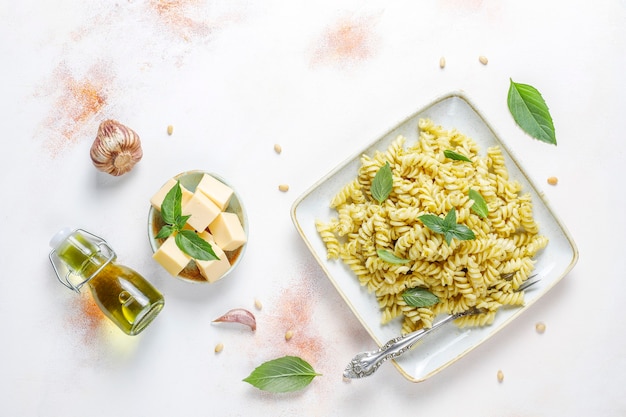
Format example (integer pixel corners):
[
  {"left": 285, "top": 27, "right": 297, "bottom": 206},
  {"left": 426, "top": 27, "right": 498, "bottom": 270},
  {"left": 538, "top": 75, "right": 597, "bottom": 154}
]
[
  {"left": 517, "top": 274, "right": 540, "bottom": 291},
  {"left": 501, "top": 271, "right": 515, "bottom": 281}
]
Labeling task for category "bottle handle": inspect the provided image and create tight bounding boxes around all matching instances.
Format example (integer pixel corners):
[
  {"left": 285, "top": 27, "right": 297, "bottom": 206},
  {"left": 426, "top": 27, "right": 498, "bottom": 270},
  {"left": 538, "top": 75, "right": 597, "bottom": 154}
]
[{"left": 48, "top": 228, "right": 116, "bottom": 293}]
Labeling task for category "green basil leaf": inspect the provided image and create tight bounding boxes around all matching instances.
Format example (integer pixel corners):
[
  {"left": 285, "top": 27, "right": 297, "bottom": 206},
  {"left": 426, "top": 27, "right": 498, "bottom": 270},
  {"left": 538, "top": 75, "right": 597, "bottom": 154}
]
[
  {"left": 443, "top": 149, "right": 472, "bottom": 162},
  {"left": 447, "top": 224, "right": 476, "bottom": 243},
  {"left": 421, "top": 208, "right": 476, "bottom": 245},
  {"left": 175, "top": 214, "right": 191, "bottom": 230},
  {"left": 155, "top": 225, "right": 174, "bottom": 239},
  {"left": 243, "top": 356, "right": 321, "bottom": 393},
  {"left": 418, "top": 213, "right": 447, "bottom": 234},
  {"left": 402, "top": 287, "right": 439, "bottom": 308},
  {"left": 469, "top": 188, "right": 488, "bottom": 218},
  {"left": 443, "top": 207, "right": 457, "bottom": 226},
  {"left": 377, "top": 249, "right": 410, "bottom": 264},
  {"left": 161, "top": 182, "right": 182, "bottom": 225},
  {"left": 371, "top": 162, "right": 393, "bottom": 203},
  {"left": 175, "top": 230, "right": 219, "bottom": 261},
  {"left": 507, "top": 79, "right": 556, "bottom": 145}
]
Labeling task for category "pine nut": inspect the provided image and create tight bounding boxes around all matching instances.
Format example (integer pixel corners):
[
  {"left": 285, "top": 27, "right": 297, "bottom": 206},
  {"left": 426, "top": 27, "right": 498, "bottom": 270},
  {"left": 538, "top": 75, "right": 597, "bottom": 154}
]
[
  {"left": 547, "top": 176, "right": 558, "bottom": 185},
  {"left": 278, "top": 184, "right": 289, "bottom": 192},
  {"left": 285, "top": 330, "right": 294, "bottom": 341},
  {"left": 497, "top": 369, "right": 504, "bottom": 383},
  {"left": 254, "top": 298, "right": 263, "bottom": 310},
  {"left": 479, "top": 55, "right": 488, "bottom": 65},
  {"left": 167, "top": 125, "right": 174, "bottom": 135},
  {"left": 274, "top": 143, "right": 282, "bottom": 154},
  {"left": 214, "top": 342, "right": 224, "bottom": 353},
  {"left": 439, "top": 57, "right": 446, "bottom": 69},
  {"left": 535, "top": 322, "right": 546, "bottom": 333}
]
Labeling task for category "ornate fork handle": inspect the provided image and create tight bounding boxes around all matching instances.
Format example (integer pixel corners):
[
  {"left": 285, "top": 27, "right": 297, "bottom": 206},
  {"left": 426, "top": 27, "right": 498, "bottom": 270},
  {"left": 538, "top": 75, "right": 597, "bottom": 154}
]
[
  {"left": 343, "top": 312, "right": 465, "bottom": 379},
  {"left": 343, "top": 276, "right": 541, "bottom": 379}
]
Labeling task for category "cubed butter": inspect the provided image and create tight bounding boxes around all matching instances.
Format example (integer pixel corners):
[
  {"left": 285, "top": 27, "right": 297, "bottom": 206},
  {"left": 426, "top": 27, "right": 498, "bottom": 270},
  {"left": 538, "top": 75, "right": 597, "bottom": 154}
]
[
  {"left": 196, "top": 231, "right": 231, "bottom": 282},
  {"left": 208, "top": 212, "right": 247, "bottom": 251},
  {"left": 196, "top": 174, "right": 234, "bottom": 210},
  {"left": 152, "top": 235, "right": 191, "bottom": 276},
  {"left": 182, "top": 190, "right": 221, "bottom": 232},
  {"left": 150, "top": 178, "right": 193, "bottom": 210},
  {"left": 197, "top": 230, "right": 215, "bottom": 243}
]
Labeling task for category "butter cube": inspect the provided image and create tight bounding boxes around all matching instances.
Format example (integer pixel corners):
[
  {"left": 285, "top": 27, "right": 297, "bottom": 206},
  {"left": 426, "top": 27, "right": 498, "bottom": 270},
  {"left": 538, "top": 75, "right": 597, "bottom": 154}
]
[
  {"left": 150, "top": 178, "right": 193, "bottom": 210},
  {"left": 152, "top": 235, "right": 191, "bottom": 276},
  {"left": 196, "top": 174, "right": 234, "bottom": 210},
  {"left": 182, "top": 191, "right": 221, "bottom": 232},
  {"left": 196, "top": 231, "right": 231, "bottom": 282},
  {"left": 198, "top": 230, "right": 215, "bottom": 243},
  {"left": 208, "top": 212, "right": 247, "bottom": 251}
]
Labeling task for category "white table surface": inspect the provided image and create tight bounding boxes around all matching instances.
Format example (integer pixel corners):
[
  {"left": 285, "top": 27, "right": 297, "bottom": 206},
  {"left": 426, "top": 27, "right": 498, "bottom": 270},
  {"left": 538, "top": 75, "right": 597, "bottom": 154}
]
[{"left": 2, "top": 1, "right": 625, "bottom": 416}]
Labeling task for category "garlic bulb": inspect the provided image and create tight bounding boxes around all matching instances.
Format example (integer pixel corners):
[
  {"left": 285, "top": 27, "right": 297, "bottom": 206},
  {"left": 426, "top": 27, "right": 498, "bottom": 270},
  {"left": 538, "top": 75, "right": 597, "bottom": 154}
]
[{"left": 90, "top": 120, "right": 143, "bottom": 176}]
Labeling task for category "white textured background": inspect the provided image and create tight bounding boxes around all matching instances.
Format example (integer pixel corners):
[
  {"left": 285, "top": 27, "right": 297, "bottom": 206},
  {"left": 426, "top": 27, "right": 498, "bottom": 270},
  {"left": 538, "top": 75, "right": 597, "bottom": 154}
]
[{"left": 1, "top": 1, "right": 624, "bottom": 416}]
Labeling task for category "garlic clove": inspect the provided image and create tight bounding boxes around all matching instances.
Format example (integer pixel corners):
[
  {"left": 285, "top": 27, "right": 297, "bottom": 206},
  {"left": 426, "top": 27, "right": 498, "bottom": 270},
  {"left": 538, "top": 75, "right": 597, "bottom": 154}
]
[
  {"left": 212, "top": 308, "right": 257, "bottom": 331},
  {"left": 90, "top": 119, "right": 143, "bottom": 176}
]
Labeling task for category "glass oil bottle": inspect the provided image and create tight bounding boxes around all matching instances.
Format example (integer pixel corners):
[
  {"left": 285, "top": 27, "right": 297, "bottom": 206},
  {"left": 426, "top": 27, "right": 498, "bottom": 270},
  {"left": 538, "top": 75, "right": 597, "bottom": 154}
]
[{"left": 49, "top": 228, "right": 164, "bottom": 336}]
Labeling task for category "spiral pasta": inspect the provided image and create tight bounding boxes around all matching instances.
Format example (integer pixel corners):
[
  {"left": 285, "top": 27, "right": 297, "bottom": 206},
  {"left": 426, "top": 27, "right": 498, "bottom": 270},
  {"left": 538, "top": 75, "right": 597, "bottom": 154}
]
[{"left": 316, "top": 119, "right": 548, "bottom": 333}]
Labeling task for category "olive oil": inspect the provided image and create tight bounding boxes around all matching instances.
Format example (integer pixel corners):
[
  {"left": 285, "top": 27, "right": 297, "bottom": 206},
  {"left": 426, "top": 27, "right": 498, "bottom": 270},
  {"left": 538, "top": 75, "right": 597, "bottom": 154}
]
[
  {"left": 50, "top": 228, "right": 164, "bottom": 335},
  {"left": 88, "top": 263, "right": 164, "bottom": 335}
]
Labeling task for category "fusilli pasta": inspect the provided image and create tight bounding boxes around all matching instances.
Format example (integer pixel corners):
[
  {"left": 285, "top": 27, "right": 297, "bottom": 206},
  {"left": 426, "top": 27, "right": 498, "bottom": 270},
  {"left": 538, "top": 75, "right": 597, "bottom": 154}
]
[{"left": 316, "top": 119, "right": 548, "bottom": 333}]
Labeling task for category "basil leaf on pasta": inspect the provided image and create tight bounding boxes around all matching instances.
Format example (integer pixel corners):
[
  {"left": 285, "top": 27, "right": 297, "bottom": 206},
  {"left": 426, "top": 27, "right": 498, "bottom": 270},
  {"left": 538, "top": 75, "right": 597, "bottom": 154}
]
[
  {"left": 420, "top": 208, "right": 476, "bottom": 245},
  {"left": 469, "top": 189, "right": 489, "bottom": 218},
  {"left": 418, "top": 213, "right": 448, "bottom": 234},
  {"left": 446, "top": 224, "right": 475, "bottom": 245},
  {"left": 371, "top": 162, "right": 393, "bottom": 203},
  {"left": 443, "top": 206, "right": 458, "bottom": 226},
  {"left": 444, "top": 149, "right": 472, "bottom": 162},
  {"left": 377, "top": 249, "right": 409, "bottom": 264},
  {"left": 402, "top": 287, "right": 439, "bottom": 308}
]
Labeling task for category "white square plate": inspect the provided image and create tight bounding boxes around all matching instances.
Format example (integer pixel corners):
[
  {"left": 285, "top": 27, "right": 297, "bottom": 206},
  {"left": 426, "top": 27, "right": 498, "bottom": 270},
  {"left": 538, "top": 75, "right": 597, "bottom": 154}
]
[{"left": 291, "top": 91, "right": 578, "bottom": 382}]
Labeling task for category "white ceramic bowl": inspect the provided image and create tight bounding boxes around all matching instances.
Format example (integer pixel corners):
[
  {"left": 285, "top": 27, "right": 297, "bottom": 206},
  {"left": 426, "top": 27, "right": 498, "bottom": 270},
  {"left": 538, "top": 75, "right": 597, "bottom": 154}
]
[{"left": 148, "top": 170, "right": 248, "bottom": 283}]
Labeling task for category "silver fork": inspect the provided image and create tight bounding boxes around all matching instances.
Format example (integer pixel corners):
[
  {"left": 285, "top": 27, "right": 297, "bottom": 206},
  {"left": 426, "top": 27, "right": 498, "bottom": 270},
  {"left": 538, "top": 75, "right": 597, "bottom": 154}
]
[{"left": 343, "top": 275, "right": 541, "bottom": 379}]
